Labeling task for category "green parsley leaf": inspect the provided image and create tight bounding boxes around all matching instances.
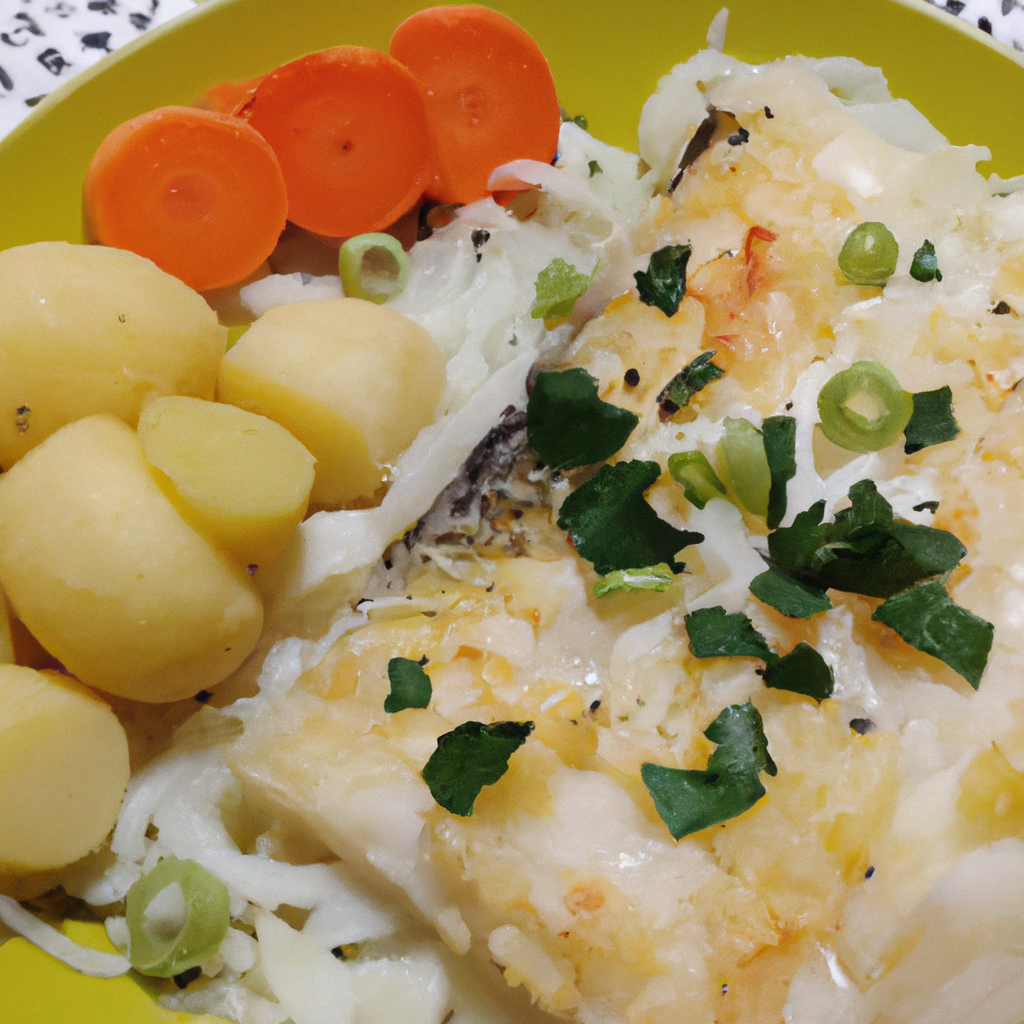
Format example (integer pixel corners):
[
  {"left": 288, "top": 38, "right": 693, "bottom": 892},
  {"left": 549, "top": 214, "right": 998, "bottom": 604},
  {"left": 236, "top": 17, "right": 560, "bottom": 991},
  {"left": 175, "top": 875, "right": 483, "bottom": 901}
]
[
  {"left": 871, "top": 581, "right": 994, "bottom": 688},
  {"left": 768, "top": 480, "right": 965, "bottom": 598},
  {"left": 763, "top": 415, "right": 797, "bottom": 530},
  {"left": 762, "top": 642, "right": 834, "bottom": 701},
  {"left": 904, "top": 386, "right": 960, "bottom": 454},
  {"left": 685, "top": 606, "right": 777, "bottom": 665},
  {"left": 531, "top": 258, "right": 595, "bottom": 320},
  {"left": 641, "top": 702, "right": 776, "bottom": 840},
  {"left": 635, "top": 244, "right": 692, "bottom": 317},
  {"left": 557, "top": 460, "right": 703, "bottom": 575},
  {"left": 656, "top": 351, "right": 725, "bottom": 418},
  {"left": 588, "top": 159, "right": 602, "bottom": 177},
  {"left": 384, "top": 657, "right": 432, "bottom": 713},
  {"left": 526, "top": 368, "right": 638, "bottom": 470},
  {"left": 593, "top": 563, "right": 674, "bottom": 597},
  {"left": 422, "top": 720, "right": 534, "bottom": 816},
  {"left": 909, "top": 240, "right": 942, "bottom": 283},
  {"left": 749, "top": 568, "right": 832, "bottom": 618},
  {"left": 667, "top": 450, "right": 727, "bottom": 509}
]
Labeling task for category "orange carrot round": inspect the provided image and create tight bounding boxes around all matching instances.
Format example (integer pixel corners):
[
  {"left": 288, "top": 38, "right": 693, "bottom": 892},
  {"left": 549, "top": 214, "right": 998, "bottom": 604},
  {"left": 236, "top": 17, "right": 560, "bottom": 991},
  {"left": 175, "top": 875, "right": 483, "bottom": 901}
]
[
  {"left": 242, "top": 46, "right": 432, "bottom": 238},
  {"left": 84, "top": 106, "right": 288, "bottom": 293},
  {"left": 389, "top": 5, "right": 561, "bottom": 205},
  {"left": 195, "top": 74, "right": 267, "bottom": 115}
]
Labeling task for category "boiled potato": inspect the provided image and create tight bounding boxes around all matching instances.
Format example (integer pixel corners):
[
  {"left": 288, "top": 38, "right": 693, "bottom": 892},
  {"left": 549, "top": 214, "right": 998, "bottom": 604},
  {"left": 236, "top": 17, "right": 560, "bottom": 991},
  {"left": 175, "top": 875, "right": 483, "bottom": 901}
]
[
  {"left": 217, "top": 298, "right": 446, "bottom": 506},
  {"left": 0, "top": 592, "right": 12, "bottom": 666},
  {"left": 0, "top": 241, "right": 226, "bottom": 469},
  {"left": 0, "top": 415, "right": 263, "bottom": 703},
  {"left": 138, "top": 395, "right": 316, "bottom": 570},
  {"left": 0, "top": 665, "right": 129, "bottom": 878}
]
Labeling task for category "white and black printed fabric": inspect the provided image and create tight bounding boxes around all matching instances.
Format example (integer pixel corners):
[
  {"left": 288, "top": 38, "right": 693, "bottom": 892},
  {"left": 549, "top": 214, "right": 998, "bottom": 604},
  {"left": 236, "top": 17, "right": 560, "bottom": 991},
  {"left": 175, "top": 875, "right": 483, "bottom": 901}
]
[
  {"left": 0, "top": 0, "right": 194, "bottom": 138},
  {"left": 927, "top": 0, "right": 1024, "bottom": 50}
]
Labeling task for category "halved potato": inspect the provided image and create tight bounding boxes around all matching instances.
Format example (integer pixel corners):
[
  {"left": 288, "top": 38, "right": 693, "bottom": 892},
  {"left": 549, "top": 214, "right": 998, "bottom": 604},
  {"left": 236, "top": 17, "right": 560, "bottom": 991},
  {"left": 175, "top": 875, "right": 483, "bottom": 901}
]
[
  {"left": 0, "top": 241, "right": 226, "bottom": 469},
  {"left": 139, "top": 395, "right": 316, "bottom": 571},
  {"left": 0, "top": 665, "right": 130, "bottom": 878},
  {"left": 0, "top": 415, "right": 263, "bottom": 703},
  {"left": 217, "top": 298, "right": 446, "bottom": 506}
]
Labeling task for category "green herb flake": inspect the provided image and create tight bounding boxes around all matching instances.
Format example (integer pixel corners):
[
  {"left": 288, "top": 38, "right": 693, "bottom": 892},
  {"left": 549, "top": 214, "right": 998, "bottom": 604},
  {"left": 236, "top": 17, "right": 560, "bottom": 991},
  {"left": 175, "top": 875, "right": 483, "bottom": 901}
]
[
  {"left": 422, "top": 720, "right": 534, "bottom": 816},
  {"left": 667, "top": 450, "right": 727, "bottom": 510},
  {"left": 635, "top": 244, "right": 692, "bottom": 317},
  {"left": 762, "top": 415, "right": 797, "bottom": 530},
  {"left": 762, "top": 642, "right": 834, "bottom": 701},
  {"left": 685, "top": 606, "right": 777, "bottom": 665},
  {"left": 557, "top": 460, "right": 703, "bottom": 575},
  {"left": 588, "top": 159, "right": 603, "bottom": 177},
  {"left": 526, "top": 368, "right": 638, "bottom": 470},
  {"left": 641, "top": 702, "right": 776, "bottom": 840},
  {"left": 871, "top": 581, "right": 994, "bottom": 688},
  {"left": 749, "top": 567, "right": 832, "bottom": 618},
  {"left": 904, "top": 386, "right": 960, "bottom": 454},
  {"left": 910, "top": 240, "right": 942, "bottom": 283},
  {"left": 656, "top": 351, "right": 725, "bottom": 418},
  {"left": 531, "top": 258, "right": 595, "bottom": 320},
  {"left": 593, "top": 563, "right": 674, "bottom": 597},
  {"left": 384, "top": 657, "right": 432, "bottom": 713},
  {"left": 767, "top": 480, "right": 965, "bottom": 599}
]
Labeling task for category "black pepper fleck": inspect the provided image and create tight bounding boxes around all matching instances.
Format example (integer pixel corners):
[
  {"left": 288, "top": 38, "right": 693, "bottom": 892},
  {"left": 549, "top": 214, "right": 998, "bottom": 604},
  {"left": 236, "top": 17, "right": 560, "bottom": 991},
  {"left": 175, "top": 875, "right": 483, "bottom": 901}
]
[
  {"left": 865, "top": 865, "right": 875, "bottom": 879},
  {"left": 727, "top": 127, "right": 750, "bottom": 146},
  {"left": 850, "top": 717, "right": 875, "bottom": 735},
  {"left": 418, "top": 655, "right": 429, "bottom": 666},
  {"left": 246, "top": 563, "right": 258, "bottom": 575},
  {"left": 993, "top": 300, "right": 1012, "bottom": 315},
  {"left": 764, "top": 105, "right": 774, "bottom": 119},
  {"left": 118, "top": 314, "right": 126, "bottom": 323},
  {"left": 624, "top": 368, "right": 640, "bottom": 387},
  {"left": 194, "top": 690, "right": 212, "bottom": 704},
  {"left": 173, "top": 966, "right": 203, "bottom": 989},
  {"left": 590, "top": 700, "right": 601, "bottom": 712}
]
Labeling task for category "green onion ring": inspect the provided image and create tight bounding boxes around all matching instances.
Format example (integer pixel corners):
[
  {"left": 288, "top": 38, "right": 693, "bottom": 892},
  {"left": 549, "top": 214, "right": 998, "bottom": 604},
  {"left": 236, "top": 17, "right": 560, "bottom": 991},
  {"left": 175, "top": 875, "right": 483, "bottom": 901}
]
[
  {"left": 125, "top": 856, "right": 230, "bottom": 978},
  {"left": 338, "top": 232, "right": 410, "bottom": 304},
  {"left": 817, "top": 361, "right": 913, "bottom": 452}
]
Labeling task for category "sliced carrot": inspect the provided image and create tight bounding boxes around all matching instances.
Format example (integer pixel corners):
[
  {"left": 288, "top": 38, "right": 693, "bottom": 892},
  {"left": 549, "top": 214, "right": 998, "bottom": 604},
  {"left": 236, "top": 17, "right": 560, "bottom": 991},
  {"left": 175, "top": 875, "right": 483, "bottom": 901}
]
[
  {"left": 84, "top": 106, "right": 288, "bottom": 293},
  {"left": 389, "top": 5, "right": 561, "bottom": 205},
  {"left": 242, "top": 46, "right": 432, "bottom": 239},
  {"left": 195, "top": 74, "right": 267, "bottom": 115}
]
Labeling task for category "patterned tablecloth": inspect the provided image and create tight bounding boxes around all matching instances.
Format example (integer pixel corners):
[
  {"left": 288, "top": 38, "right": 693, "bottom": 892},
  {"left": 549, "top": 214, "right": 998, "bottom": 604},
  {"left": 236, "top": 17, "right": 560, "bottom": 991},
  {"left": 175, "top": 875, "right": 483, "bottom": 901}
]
[{"left": 0, "top": 0, "right": 1021, "bottom": 141}]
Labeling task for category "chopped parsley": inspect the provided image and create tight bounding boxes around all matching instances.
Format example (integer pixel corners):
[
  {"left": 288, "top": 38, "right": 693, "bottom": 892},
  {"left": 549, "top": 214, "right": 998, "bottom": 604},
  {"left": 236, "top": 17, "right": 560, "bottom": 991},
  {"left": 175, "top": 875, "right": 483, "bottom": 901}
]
[
  {"left": 526, "top": 368, "right": 638, "bottom": 469},
  {"left": 384, "top": 657, "right": 432, "bottom": 713},
  {"left": 904, "top": 386, "right": 960, "bottom": 454},
  {"left": 685, "top": 606, "right": 834, "bottom": 701},
  {"left": 766, "top": 480, "right": 965, "bottom": 599},
  {"left": 557, "top": 460, "right": 703, "bottom": 575},
  {"left": 635, "top": 244, "right": 692, "bottom": 317},
  {"left": 685, "top": 606, "right": 775, "bottom": 663},
  {"left": 588, "top": 159, "right": 602, "bottom": 177},
  {"left": 762, "top": 642, "right": 834, "bottom": 701},
  {"left": 762, "top": 415, "right": 797, "bottom": 530},
  {"left": 656, "top": 351, "right": 725, "bottom": 418},
  {"left": 909, "top": 240, "right": 942, "bottom": 282},
  {"left": 641, "top": 703, "right": 777, "bottom": 840},
  {"left": 422, "top": 720, "right": 534, "bottom": 816},
  {"left": 749, "top": 567, "right": 832, "bottom": 619},
  {"left": 531, "top": 258, "right": 595, "bottom": 320},
  {"left": 593, "top": 563, "right": 674, "bottom": 597},
  {"left": 872, "top": 581, "right": 994, "bottom": 689}
]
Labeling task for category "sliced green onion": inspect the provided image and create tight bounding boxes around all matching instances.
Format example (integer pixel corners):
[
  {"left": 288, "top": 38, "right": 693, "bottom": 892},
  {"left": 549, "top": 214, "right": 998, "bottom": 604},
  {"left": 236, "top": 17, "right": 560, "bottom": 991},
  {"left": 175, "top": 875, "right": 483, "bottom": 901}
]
[
  {"left": 338, "top": 232, "right": 410, "bottom": 304},
  {"left": 667, "top": 450, "right": 727, "bottom": 510},
  {"left": 125, "top": 856, "right": 230, "bottom": 978},
  {"left": 838, "top": 222, "right": 898, "bottom": 287},
  {"left": 817, "top": 361, "right": 913, "bottom": 452},
  {"left": 719, "top": 418, "right": 770, "bottom": 518},
  {"left": 225, "top": 324, "right": 250, "bottom": 351}
]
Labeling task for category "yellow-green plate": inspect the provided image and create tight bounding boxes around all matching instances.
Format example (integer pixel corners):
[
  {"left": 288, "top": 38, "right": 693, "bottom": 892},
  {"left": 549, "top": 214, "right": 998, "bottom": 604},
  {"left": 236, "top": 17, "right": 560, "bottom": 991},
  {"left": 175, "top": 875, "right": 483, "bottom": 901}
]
[{"left": 1, "top": 0, "right": 1023, "bottom": 1020}]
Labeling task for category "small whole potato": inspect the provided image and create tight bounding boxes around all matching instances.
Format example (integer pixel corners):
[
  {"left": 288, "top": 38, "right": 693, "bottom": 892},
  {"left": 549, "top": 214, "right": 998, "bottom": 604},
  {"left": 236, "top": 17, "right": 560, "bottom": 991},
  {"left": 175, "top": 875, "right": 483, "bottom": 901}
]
[
  {"left": 0, "top": 415, "right": 263, "bottom": 703},
  {"left": 217, "top": 298, "right": 446, "bottom": 506},
  {"left": 0, "top": 665, "right": 130, "bottom": 879},
  {"left": 138, "top": 395, "right": 316, "bottom": 571},
  {"left": 0, "top": 241, "right": 226, "bottom": 469}
]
